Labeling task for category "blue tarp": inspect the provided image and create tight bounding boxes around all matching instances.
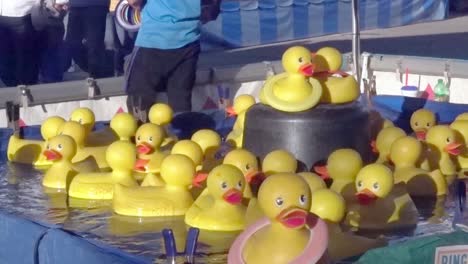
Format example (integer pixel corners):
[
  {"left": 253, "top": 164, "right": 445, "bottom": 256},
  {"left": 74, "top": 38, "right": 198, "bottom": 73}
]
[{"left": 202, "top": 0, "right": 449, "bottom": 48}]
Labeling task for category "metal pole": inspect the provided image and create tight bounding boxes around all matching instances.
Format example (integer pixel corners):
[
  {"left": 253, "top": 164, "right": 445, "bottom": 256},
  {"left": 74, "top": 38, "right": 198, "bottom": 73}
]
[{"left": 351, "top": 0, "right": 361, "bottom": 86}]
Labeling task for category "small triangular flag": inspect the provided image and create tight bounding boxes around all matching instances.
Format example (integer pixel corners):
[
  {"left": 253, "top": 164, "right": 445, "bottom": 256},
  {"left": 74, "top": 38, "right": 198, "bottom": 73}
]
[
  {"left": 116, "top": 107, "right": 124, "bottom": 114},
  {"left": 18, "top": 119, "right": 27, "bottom": 127},
  {"left": 421, "top": 84, "right": 435, "bottom": 100},
  {"left": 202, "top": 97, "right": 218, "bottom": 110}
]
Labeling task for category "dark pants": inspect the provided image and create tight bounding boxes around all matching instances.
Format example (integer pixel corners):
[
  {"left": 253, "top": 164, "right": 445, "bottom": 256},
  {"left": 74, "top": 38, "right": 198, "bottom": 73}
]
[
  {"left": 65, "top": 6, "right": 108, "bottom": 78},
  {"left": 38, "top": 24, "right": 66, "bottom": 83},
  {"left": 110, "top": 13, "right": 137, "bottom": 76},
  {"left": 126, "top": 41, "right": 200, "bottom": 121},
  {"left": 0, "top": 15, "right": 38, "bottom": 87}
]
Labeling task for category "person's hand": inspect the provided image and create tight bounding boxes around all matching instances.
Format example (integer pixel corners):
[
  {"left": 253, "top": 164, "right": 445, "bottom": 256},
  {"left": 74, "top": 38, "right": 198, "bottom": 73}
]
[
  {"left": 127, "top": 0, "right": 143, "bottom": 10},
  {"left": 54, "top": 4, "right": 68, "bottom": 11}
]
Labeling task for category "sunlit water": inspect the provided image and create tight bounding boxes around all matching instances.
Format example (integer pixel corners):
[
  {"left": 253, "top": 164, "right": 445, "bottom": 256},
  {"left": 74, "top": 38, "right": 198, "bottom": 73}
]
[{"left": 0, "top": 162, "right": 458, "bottom": 263}]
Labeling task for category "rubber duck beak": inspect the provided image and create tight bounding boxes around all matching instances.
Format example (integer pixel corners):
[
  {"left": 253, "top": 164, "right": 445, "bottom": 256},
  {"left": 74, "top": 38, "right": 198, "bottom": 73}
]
[
  {"left": 225, "top": 106, "right": 237, "bottom": 117},
  {"left": 43, "top": 149, "right": 62, "bottom": 161},
  {"left": 356, "top": 188, "right": 378, "bottom": 205},
  {"left": 298, "top": 63, "right": 315, "bottom": 77},
  {"left": 313, "top": 165, "right": 330, "bottom": 180},
  {"left": 223, "top": 188, "right": 243, "bottom": 205},
  {"left": 370, "top": 140, "right": 378, "bottom": 153},
  {"left": 192, "top": 172, "right": 209, "bottom": 188},
  {"left": 444, "top": 142, "right": 462, "bottom": 156},
  {"left": 276, "top": 207, "right": 308, "bottom": 229},
  {"left": 245, "top": 170, "right": 262, "bottom": 183},
  {"left": 136, "top": 142, "right": 153, "bottom": 154},
  {"left": 415, "top": 130, "right": 427, "bottom": 141},
  {"left": 134, "top": 158, "right": 149, "bottom": 171}
]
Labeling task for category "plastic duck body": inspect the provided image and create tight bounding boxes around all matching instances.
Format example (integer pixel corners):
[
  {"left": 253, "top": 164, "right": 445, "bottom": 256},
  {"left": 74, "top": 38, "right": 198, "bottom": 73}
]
[
  {"left": 228, "top": 173, "right": 329, "bottom": 264},
  {"left": 191, "top": 129, "right": 222, "bottom": 172},
  {"left": 7, "top": 116, "right": 65, "bottom": 167},
  {"left": 148, "top": 103, "right": 177, "bottom": 147},
  {"left": 113, "top": 154, "right": 196, "bottom": 217},
  {"left": 410, "top": 109, "right": 436, "bottom": 141},
  {"left": 260, "top": 46, "right": 323, "bottom": 112},
  {"left": 68, "top": 140, "right": 139, "bottom": 199},
  {"left": 185, "top": 164, "right": 246, "bottom": 231},
  {"left": 70, "top": 107, "right": 120, "bottom": 146},
  {"left": 226, "top": 95, "right": 256, "bottom": 148},
  {"left": 222, "top": 149, "right": 260, "bottom": 200},
  {"left": 298, "top": 172, "right": 326, "bottom": 192},
  {"left": 450, "top": 118, "right": 468, "bottom": 171},
  {"left": 42, "top": 135, "right": 78, "bottom": 189},
  {"left": 109, "top": 112, "right": 138, "bottom": 141},
  {"left": 171, "top": 140, "right": 204, "bottom": 171},
  {"left": 372, "top": 126, "right": 406, "bottom": 164},
  {"left": 344, "top": 164, "right": 419, "bottom": 231},
  {"left": 425, "top": 125, "right": 463, "bottom": 185},
  {"left": 312, "top": 47, "right": 359, "bottom": 104},
  {"left": 391, "top": 136, "right": 447, "bottom": 196}
]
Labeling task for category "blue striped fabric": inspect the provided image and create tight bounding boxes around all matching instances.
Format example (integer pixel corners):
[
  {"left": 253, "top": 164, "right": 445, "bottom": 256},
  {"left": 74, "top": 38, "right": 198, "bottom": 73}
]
[{"left": 201, "top": 0, "right": 448, "bottom": 49}]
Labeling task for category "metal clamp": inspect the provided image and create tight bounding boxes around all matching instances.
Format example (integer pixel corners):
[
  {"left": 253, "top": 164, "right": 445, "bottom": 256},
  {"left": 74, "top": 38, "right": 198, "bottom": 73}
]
[
  {"left": 18, "top": 85, "right": 31, "bottom": 109},
  {"left": 263, "top": 61, "right": 275, "bottom": 78},
  {"left": 5, "top": 101, "right": 20, "bottom": 132},
  {"left": 444, "top": 62, "right": 451, "bottom": 89},
  {"left": 395, "top": 59, "right": 403, "bottom": 83},
  {"left": 87, "top": 78, "right": 100, "bottom": 99}
]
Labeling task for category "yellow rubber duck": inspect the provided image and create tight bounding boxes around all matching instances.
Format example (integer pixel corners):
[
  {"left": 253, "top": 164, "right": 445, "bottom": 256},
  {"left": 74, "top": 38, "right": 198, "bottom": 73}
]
[
  {"left": 68, "top": 140, "right": 139, "bottom": 199},
  {"left": 450, "top": 116, "right": 468, "bottom": 172},
  {"left": 232, "top": 173, "right": 329, "bottom": 264},
  {"left": 390, "top": 136, "right": 447, "bottom": 196},
  {"left": 425, "top": 125, "right": 463, "bottom": 185},
  {"left": 343, "top": 164, "right": 419, "bottom": 231},
  {"left": 313, "top": 149, "right": 363, "bottom": 200},
  {"left": 226, "top": 94, "right": 256, "bottom": 148},
  {"left": 297, "top": 172, "right": 326, "bottom": 192},
  {"left": 7, "top": 116, "right": 65, "bottom": 166},
  {"left": 191, "top": 129, "right": 222, "bottom": 172},
  {"left": 371, "top": 126, "right": 406, "bottom": 164},
  {"left": 134, "top": 123, "right": 167, "bottom": 187},
  {"left": 42, "top": 135, "right": 78, "bottom": 189},
  {"left": 312, "top": 47, "right": 359, "bottom": 104},
  {"left": 185, "top": 164, "right": 246, "bottom": 231},
  {"left": 171, "top": 140, "right": 204, "bottom": 171},
  {"left": 410, "top": 109, "right": 436, "bottom": 141},
  {"left": 70, "top": 107, "right": 115, "bottom": 146},
  {"left": 112, "top": 154, "right": 196, "bottom": 217},
  {"left": 368, "top": 110, "right": 395, "bottom": 142},
  {"left": 148, "top": 103, "right": 177, "bottom": 147},
  {"left": 109, "top": 112, "right": 138, "bottom": 141},
  {"left": 222, "top": 148, "right": 260, "bottom": 200},
  {"left": 309, "top": 188, "right": 387, "bottom": 261},
  {"left": 260, "top": 46, "right": 323, "bottom": 112}
]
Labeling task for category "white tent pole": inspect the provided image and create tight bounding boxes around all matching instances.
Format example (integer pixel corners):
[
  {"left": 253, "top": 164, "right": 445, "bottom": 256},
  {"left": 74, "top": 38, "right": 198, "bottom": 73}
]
[{"left": 351, "top": 0, "right": 361, "bottom": 86}]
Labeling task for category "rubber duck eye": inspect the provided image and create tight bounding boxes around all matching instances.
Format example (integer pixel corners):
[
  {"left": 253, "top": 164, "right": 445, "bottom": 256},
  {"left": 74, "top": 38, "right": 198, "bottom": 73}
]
[
  {"left": 148, "top": 136, "right": 153, "bottom": 142},
  {"left": 221, "top": 182, "right": 228, "bottom": 190},
  {"left": 357, "top": 181, "right": 363, "bottom": 188},
  {"left": 414, "top": 122, "right": 419, "bottom": 127},
  {"left": 137, "top": 136, "right": 141, "bottom": 141},
  {"left": 237, "top": 181, "right": 242, "bottom": 189},
  {"left": 245, "top": 164, "right": 250, "bottom": 170},
  {"left": 298, "top": 57, "right": 303, "bottom": 63},
  {"left": 57, "top": 144, "right": 63, "bottom": 150},
  {"left": 46, "top": 144, "right": 50, "bottom": 150},
  {"left": 446, "top": 137, "right": 451, "bottom": 143},
  {"left": 373, "top": 182, "right": 379, "bottom": 190},
  {"left": 275, "top": 197, "right": 284, "bottom": 207},
  {"left": 299, "top": 194, "right": 306, "bottom": 205},
  {"left": 426, "top": 122, "right": 431, "bottom": 127}
]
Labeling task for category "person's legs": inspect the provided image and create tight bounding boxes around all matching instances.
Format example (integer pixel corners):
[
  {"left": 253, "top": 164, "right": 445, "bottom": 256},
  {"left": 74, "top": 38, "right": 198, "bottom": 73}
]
[
  {"left": 0, "top": 18, "right": 16, "bottom": 86},
  {"left": 65, "top": 7, "right": 87, "bottom": 72},
  {"left": 83, "top": 6, "right": 108, "bottom": 78},
  {"left": 40, "top": 24, "right": 66, "bottom": 83}
]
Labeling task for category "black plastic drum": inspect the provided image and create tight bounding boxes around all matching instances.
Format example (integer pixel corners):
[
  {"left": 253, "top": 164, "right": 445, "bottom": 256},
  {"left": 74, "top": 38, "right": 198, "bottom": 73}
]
[{"left": 243, "top": 102, "right": 372, "bottom": 170}]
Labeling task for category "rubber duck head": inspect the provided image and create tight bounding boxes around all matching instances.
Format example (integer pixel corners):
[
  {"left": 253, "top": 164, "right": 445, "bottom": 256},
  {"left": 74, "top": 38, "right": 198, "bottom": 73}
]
[
  {"left": 455, "top": 113, "right": 468, "bottom": 122},
  {"left": 70, "top": 107, "right": 95, "bottom": 136},
  {"left": 58, "top": 121, "right": 86, "bottom": 147},
  {"left": 426, "top": 125, "right": 462, "bottom": 156},
  {"left": 135, "top": 123, "right": 165, "bottom": 155},
  {"left": 310, "top": 189, "right": 346, "bottom": 223},
  {"left": 355, "top": 164, "right": 393, "bottom": 206},
  {"left": 148, "top": 103, "right": 174, "bottom": 126},
  {"left": 223, "top": 149, "right": 260, "bottom": 184},
  {"left": 191, "top": 129, "right": 222, "bottom": 158},
  {"left": 43, "top": 135, "right": 77, "bottom": 162},
  {"left": 106, "top": 140, "right": 137, "bottom": 171},
  {"left": 207, "top": 164, "right": 245, "bottom": 205},
  {"left": 297, "top": 172, "right": 326, "bottom": 192},
  {"left": 313, "top": 47, "right": 342, "bottom": 72},
  {"left": 41, "top": 116, "right": 66, "bottom": 141},
  {"left": 372, "top": 126, "right": 406, "bottom": 162},
  {"left": 390, "top": 136, "right": 423, "bottom": 167},
  {"left": 410, "top": 109, "right": 436, "bottom": 141},
  {"left": 258, "top": 173, "right": 311, "bottom": 229},
  {"left": 314, "top": 148, "right": 362, "bottom": 181},
  {"left": 110, "top": 112, "right": 138, "bottom": 141},
  {"left": 171, "top": 140, "right": 204, "bottom": 168},
  {"left": 282, "top": 46, "right": 315, "bottom": 77},
  {"left": 226, "top": 94, "right": 256, "bottom": 117},
  {"left": 262, "top": 150, "right": 297, "bottom": 177},
  {"left": 160, "top": 154, "right": 195, "bottom": 187}
]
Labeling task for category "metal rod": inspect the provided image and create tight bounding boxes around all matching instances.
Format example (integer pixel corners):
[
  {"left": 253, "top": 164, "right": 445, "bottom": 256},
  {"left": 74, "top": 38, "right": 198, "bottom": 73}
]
[{"left": 351, "top": 0, "right": 361, "bottom": 86}]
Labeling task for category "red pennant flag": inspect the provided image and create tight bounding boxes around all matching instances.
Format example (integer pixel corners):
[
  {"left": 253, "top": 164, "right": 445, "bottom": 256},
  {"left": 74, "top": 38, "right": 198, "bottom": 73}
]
[
  {"left": 420, "top": 84, "right": 435, "bottom": 100},
  {"left": 116, "top": 107, "right": 124, "bottom": 114},
  {"left": 202, "top": 97, "right": 218, "bottom": 110},
  {"left": 19, "top": 119, "right": 27, "bottom": 127}
]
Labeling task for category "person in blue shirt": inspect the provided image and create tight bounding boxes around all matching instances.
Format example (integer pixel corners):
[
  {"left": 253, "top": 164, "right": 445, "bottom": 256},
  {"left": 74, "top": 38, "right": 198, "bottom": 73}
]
[{"left": 126, "top": 0, "right": 220, "bottom": 121}]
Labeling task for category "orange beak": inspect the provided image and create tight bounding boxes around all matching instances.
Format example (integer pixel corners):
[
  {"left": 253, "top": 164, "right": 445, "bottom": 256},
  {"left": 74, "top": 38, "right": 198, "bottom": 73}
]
[
  {"left": 276, "top": 207, "right": 308, "bottom": 229},
  {"left": 444, "top": 142, "right": 462, "bottom": 156},
  {"left": 223, "top": 188, "right": 243, "bottom": 205},
  {"left": 225, "top": 106, "right": 237, "bottom": 117},
  {"left": 313, "top": 165, "right": 330, "bottom": 180},
  {"left": 414, "top": 130, "right": 427, "bottom": 141},
  {"left": 43, "top": 149, "right": 62, "bottom": 161},
  {"left": 356, "top": 188, "right": 378, "bottom": 205},
  {"left": 192, "top": 172, "right": 209, "bottom": 188},
  {"left": 298, "top": 63, "right": 315, "bottom": 77},
  {"left": 136, "top": 142, "right": 153, "bottom": 154},
  {"left": 134, "top": 159, "right": 149, "bottom": 171},
  {"left": 370, "top": 140, "right": 378, "bottom": 153}
]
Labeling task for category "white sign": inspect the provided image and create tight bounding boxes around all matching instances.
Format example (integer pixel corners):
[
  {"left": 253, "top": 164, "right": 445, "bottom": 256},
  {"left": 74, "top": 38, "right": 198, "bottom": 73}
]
[{"left": 435, "top": 245, "right": 468, "bottom": 264}]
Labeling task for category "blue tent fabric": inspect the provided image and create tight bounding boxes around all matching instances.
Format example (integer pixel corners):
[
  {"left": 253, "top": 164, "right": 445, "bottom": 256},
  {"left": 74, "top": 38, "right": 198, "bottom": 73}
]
[{"left": 202, "top": 0, "right": 448, "bottom": 48}]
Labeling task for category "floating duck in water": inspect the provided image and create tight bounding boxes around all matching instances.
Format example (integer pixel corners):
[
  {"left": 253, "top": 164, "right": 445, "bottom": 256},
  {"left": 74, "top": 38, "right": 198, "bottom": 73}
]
[
  {"left": 368, "top": 110, "right": 394, "bottom": 142},
  {"left": 314, "top": 148, "right": 363, "bottom": 200},
  {"left": 343, "top": 164, "right": 419, "bottom": 231},
  {"left": 185, "top": 164, "right": 246, "bottom": 231},
  {"left": 450, "top": 115, "right": 468, "bottom": 172},
  {"left": 148, "top": 103, "right": 177, "bottom": 147},
  {"left": 390, "top": 136, "right": 447, "bottom": 196},
  {"left": 371, "top": 126, "right": 406, "bottom": 165},
  {"left": 312, "top": 47, "right": 359, "bottom": 104},
  {"left": 228, "top": 173, "right": 329, "bottom": 264},
  {"left": 7, "top": 116, "right": 65, "bottom": 167},
  {"left": 68, "top": 140, "right": 139, "bottom": 199},
  {"left": 410, "top": 109, "right": 436, "bottom": 141},
  {"left": 222, "top": 148, "right": 260, "bottom": 200},
  {"left": 134, "top": 123, "right": 167, "bottom": 187},
  {"left": 70, "top": 107, "right": 116, "bottom": 146},
  {"left": 298, "top": 172, "right": 326, "bottom": 192},
  {"left": 113, "top": 154, "right": 196, "bottom": 217},
  {"left": 226, "top": 94, "right": 256, "bottom": 148},
  {"left": 260, "top": 46, "right": 323, "bottom": 112},
  {"left": 425, "top": 125, "right": 463, "bottom": 185},
  {"left": 109, "top": 112, "right": 138, "bottom": 141},
  {"left": 191, "top": 129, "right": 222, "bottom": 172}
]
